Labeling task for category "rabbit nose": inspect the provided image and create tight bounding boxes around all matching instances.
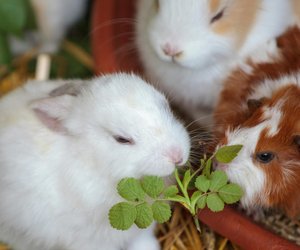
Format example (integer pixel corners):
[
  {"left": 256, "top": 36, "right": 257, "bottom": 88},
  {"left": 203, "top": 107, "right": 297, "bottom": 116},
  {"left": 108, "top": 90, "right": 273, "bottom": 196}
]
[
  {"left": 167, "top": 146, "right": 183, "bottom": 165},
  {"left": 162, "top": 43, "right": 183, "bottom": 57}
]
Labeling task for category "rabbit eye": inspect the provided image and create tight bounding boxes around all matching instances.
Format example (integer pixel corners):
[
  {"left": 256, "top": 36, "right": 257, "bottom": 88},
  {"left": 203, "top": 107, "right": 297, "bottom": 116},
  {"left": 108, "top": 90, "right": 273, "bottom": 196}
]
[
  {"left": 113, "top": 135, "right": 134, "bottom": 145},
  {"left": 211, "top": 9, "right": 224, "bottom": 23},
  {"left": 255, "top": 152, "right": 275, "bottom": 164}
]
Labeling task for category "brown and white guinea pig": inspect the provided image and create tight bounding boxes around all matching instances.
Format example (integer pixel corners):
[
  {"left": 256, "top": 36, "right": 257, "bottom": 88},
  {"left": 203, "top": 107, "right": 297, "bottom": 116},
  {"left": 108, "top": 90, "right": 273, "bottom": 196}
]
[
  {"left": 136, "top": 0, "right": 298, "bottom": 127},
  {"left": 213, "top": 27, "right": 300, "bottom": 218}
]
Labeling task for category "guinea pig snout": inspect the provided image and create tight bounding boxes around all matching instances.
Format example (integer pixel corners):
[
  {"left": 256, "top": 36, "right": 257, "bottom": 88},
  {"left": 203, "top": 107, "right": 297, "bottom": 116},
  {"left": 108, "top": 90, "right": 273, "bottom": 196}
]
[
  {"left": 162, "top": 43, "right": 183, "bottom": 58},
  {"left": 213, "top": 160, "right": 228, "bottom": 171},
  {"left": 165, "top": 146, "right": 184, "bottom": 165}
]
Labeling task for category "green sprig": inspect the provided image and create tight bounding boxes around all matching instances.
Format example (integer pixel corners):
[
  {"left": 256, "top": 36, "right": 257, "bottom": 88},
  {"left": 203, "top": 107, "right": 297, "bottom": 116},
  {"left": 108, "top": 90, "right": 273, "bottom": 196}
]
[{"left": 109, "top": 145, "right": 244, "bottom": 231}]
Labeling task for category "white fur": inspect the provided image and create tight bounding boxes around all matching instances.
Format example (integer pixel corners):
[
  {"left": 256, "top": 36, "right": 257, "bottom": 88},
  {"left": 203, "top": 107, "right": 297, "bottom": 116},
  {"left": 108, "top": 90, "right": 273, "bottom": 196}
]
[
  {"left": 262, "top": 105, "right": 282, "bottom": 136},
  {"left": 249, "top": 73, "right": 300, "bottom": 100},
  {"left": 0, "top": 73, "right": 190, "bottom": 250},
  {"left": 10, "top": 0, "right": 87, "bottom": 54},
  {"left": 238, "top": 0, "right": 293, "bottom": 57},
  {"left": 136, "top": 0, "right": 295, "bottom": 127},
  {"left": 222, "top": 127, "right": 266, "bottom": 207}
]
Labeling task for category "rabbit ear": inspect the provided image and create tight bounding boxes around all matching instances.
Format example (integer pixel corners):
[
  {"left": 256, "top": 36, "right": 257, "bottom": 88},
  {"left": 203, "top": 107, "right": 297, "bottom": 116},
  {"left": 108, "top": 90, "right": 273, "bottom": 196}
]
[
  {"left": 49, "top": 82, "right": 83, "bottom": 97},
  {"left": 30, "top": 95, "right": 75, "bottom": 133}
]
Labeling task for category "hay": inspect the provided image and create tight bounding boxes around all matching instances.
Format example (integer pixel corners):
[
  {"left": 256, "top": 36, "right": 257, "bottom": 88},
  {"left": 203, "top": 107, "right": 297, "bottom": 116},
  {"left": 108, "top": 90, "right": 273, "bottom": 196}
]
[
  {"left": 253, "top": 209, "right": 300, "bottom": 246},
  {"left": 156, "top": 205, "right": 240, "bottom": 250}
]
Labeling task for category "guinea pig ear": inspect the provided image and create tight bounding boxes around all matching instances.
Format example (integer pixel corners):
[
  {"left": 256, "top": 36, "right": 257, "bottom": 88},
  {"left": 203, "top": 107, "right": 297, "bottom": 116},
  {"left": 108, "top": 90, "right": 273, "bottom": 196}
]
[
  {"left": 30, "top": 95, "right": 75, "bottom": 133},
  {"left": 247, "top": 98, "right": 266, "bottom": 114}
]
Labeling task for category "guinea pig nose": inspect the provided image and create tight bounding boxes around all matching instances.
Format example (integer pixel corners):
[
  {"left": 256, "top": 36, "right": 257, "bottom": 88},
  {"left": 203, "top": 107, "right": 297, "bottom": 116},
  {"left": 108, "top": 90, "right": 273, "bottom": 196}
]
[
  {"left": 214, "top": 162, "right": 228, "bottom": 171},
  {"left": 162, "top": 43, "right": 183, "bottom": 57},
  {"left": 166, "top": 147, "right": 184, "bottom": 165}
]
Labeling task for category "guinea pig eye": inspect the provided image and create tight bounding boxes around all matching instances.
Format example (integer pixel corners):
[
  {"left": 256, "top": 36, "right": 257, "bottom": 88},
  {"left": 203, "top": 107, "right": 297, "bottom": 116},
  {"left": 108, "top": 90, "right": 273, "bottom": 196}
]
[
  {"left": 210, "top": 9, "right": 224, "bottom": 24},
  {"left": 255, "top": 152, "right": 275, "bottom": 164},
  {"left": 113, "top": 135, "right": 134, "bottom": 145}
]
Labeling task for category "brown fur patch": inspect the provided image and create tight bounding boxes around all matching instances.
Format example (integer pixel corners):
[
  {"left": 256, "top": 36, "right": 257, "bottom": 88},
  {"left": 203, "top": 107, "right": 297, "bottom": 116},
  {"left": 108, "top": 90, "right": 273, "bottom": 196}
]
[
  {"left": 255, "top": 87, "right": 300, "bottom": 217},
  {"left": 209, "top": 0, "right": 221, "bottom": 14},
  {"left": 212, "top": 0, "right": 260, "bottom": 49}
]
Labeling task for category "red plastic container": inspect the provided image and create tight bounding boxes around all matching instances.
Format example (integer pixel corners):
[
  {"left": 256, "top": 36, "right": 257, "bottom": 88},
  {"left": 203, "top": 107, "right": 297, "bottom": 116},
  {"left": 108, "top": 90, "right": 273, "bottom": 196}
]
[
  {"left": 91, "top": 0, "right": 300, "bottom": 249},
  {"left": 91, "top": 0, "right": 141, "bottom": 74}
]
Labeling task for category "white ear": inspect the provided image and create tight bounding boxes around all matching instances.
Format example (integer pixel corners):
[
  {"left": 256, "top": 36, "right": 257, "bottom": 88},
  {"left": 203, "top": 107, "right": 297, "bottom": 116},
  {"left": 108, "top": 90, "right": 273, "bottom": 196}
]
[{"left": 30, "top": 95, "right": 75, "bottom": 133}]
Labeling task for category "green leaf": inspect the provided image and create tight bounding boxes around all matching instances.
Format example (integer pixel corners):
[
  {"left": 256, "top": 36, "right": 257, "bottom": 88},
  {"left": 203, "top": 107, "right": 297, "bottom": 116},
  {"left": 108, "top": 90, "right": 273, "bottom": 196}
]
[
  {"left": 175, "top": 169, "right": 184, "bottom": 193},
  {"left": 206, "top": 194, "right": 224, "bottom": 212},
  {"left": 0, "top": 0, "right": 27, "bottom": 34},
  {"left": 200, "top": 159, "right": 206, "bottom": 168},
  {"left": 190, "top": 191, "right": 203, "bottom": 215},
  {"left": 209, "top": 170, "right": 228, "bottom": 191},
  {"left": 215, "top": 145, "right": 243, "bottom": 164},
  {"left": 195, "top": 175, "right": 210, "bottom": 193},
  {"left": 183, "top": 169, "right": 192, "bottom": 189},
  {"left": 168, "top": 195, "right": 188, "bottom": 204},
  {"left": 117, "top": 178, "right": 146, "bottom": 202},
  {"left": 135, "top": 202, "right": 153, "bottom": 228},
  {"left": 163, "top": 185, "right": 179, "bottom": 198},
  {"left": 218, "top": 184, "right": 243, "bottom": 204},
  {"left": 22, "top": 0, "right": 37, "bottom": 30},
  {"left": 0, "top": 33, "right": 12, "bottom": 65},
  {"left": 191, "top": 190, "right": 202, "bottom": 203},
  {"left": 187, "top": 175, "right": 197, "bottom": 190},
  {"left": 197, "top": 195, "right": 207, "bottom": 209},
  {"left": 109, "top": 202, "right": 137, "bottom": 230},
  {"left": 151, "top": 201, "right": 172, "bottom": 223},
  {"left": 203, "top": 158, "right": 212, "bottom": 177},
  {"left": 141, "top": 176, "right": 164, "bottom": 198}
]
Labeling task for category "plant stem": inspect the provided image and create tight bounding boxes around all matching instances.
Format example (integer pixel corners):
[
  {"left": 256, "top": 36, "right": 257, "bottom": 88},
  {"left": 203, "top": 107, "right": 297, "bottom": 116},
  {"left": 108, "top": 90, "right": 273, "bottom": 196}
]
[{"left": 194, "top": 216, "right": 201, "bottom": 232}]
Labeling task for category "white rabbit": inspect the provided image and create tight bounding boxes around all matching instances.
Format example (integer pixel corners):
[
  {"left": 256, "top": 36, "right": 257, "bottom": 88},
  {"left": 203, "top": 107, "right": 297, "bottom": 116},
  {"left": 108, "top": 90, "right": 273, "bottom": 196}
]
[
  {"left": 0, "top": 73, "right": 190, "bottom": 250},
  {"left": 136, "top": 0, "right": 296, "bottom": 127},
  {"left": 10, "top": 0, "right": 88, "bottom": 54}
]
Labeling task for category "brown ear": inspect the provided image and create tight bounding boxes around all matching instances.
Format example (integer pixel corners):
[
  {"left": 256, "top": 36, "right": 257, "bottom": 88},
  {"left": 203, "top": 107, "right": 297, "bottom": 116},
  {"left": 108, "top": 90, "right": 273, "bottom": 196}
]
[{"left": 247, "top": 98, "right": 265, "bottom": 112}]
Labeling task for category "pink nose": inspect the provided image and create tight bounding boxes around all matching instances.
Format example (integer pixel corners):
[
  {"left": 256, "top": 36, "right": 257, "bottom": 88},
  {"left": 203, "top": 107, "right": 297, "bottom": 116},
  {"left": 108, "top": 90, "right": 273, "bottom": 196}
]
[
  {"left": 167, "top": 147, "right": 183, "bottom": 165},
  {"left": 162, "top": 43, "right": 183, "bottom": 57}
]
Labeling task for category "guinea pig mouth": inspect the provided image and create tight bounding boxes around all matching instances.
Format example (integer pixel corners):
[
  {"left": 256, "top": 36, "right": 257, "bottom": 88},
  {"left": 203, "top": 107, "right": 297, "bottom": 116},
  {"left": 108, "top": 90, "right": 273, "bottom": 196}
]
[{"left": 213, "top": 161, "right": 229, "bottom": 171}]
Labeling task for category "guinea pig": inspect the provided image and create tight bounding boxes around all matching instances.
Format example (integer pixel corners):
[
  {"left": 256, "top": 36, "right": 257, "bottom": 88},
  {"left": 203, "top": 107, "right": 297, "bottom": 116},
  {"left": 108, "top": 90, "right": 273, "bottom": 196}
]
[
  {"left": 0, "top": 73, "right": 190, "bottom": 250},
  {"left": 136, "top": 0, "right": 296, "bottom": 127},
  {"left": 213, "top": 27, "right": 300, "bottom": 218},
  {"left": 10, "top": 0, "right": 87, "bottom": 54}
]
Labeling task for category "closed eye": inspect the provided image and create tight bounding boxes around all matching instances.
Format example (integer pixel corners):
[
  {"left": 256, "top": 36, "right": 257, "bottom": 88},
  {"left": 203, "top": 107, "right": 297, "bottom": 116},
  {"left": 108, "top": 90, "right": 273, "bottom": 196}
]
[
  {"left": 210, "top": 9, "right": 225, "bottom": 24},
  {"left": 113, "top": 135, "right": 135, "bottom": 145}
]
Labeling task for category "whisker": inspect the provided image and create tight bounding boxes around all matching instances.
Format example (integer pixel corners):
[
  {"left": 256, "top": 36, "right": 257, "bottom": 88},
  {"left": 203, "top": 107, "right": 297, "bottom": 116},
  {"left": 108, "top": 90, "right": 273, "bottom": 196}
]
[{"left": 89, "top": 18, "right": 137, "bottom": 36}]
